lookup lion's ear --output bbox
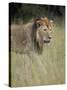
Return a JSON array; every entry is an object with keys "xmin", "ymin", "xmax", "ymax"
[
  {"xmin": 36, "ymin": 20, "xmax": 41, "ymax": 24},
  {"xmin": 36, "ymin": 20, "xmax": 42, "ymax": 27}
]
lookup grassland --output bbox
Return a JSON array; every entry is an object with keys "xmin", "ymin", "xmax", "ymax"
[{"xmin": 10, "ymin": 21, "xmax": 65, "ymax": 87}]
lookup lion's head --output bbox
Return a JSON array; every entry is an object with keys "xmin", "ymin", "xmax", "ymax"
[{"xmin": 33, "ymin": 17, "xmax": 54, "ymax": 53}]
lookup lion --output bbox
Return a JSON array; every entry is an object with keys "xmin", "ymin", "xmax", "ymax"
[{"xmin": 11, "ymin": 17, "xmax": 53, "ymax": 54}]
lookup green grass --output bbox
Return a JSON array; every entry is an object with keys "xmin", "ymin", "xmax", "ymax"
[{"xmin": 10, "ymin": 22, "xmax": 65, "ymax": 87}]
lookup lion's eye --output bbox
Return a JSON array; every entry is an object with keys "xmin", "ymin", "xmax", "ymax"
[
  {"xmin": 38, "ymin": 24, "xmax": 41, "ymax": 27},
  {"xmin": 44, "ymin": 29, "xmax": 46, "ymax": 31}
]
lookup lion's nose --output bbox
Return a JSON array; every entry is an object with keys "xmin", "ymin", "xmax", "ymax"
[{"xmin": 48, "ymin": 36, "xmax": 51, "ymax": 39}]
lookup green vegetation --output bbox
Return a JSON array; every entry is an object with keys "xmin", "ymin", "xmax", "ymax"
[{"xmin": 9, "ymin": 3, "xmax": 65, "ymax": 23}]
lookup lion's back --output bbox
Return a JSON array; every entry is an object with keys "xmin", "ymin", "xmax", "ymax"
[{"xmin": 11, "ymin": 23, "xmax": 33, "ymax": 53}]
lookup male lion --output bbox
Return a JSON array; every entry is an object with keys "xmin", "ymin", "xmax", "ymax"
[
  {"xmin": 11, "ymin": 17, "xmax": 53, "ymax": 54},
  {"xmin": 34, "ymin": 17, "xmax": 53, "ymax": 53}
]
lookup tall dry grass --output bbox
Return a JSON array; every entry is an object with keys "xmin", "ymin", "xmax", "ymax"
[{"xmin": 10, "ymin": 21, "xmax": 65, "ymax": 87}]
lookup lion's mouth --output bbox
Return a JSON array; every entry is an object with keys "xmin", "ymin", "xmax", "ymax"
[
  {"xmin": 43, "ymin": 36, "xmax": 51, "ymax": 43},
  {"xmin": 44, "ymin": 40, "xmax": 50, "ymax": 43}
]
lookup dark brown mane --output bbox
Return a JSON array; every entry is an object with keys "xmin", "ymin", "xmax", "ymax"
[{"xmin": 31, "ymin": 18, "xmax": 43, "ymax": 53}]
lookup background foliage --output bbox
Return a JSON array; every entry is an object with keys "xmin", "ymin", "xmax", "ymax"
[{"xmin": 9, "ymin": 3, "xmax": 65, "ymax": 23}]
